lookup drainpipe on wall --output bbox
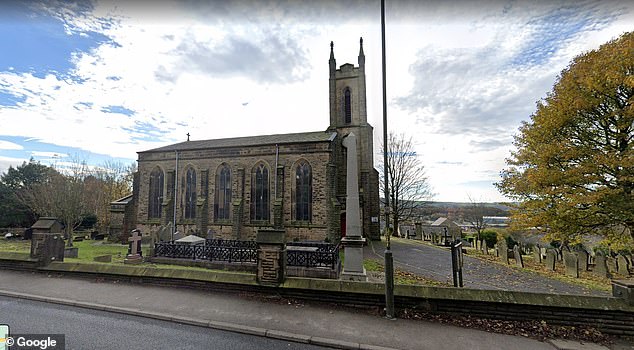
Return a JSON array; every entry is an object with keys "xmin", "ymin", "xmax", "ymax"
[
  {"xmin": 173, "ymin": 150, "xmax": 179, "ymax": 240},
  {"xmin": 274, "ymin": 144, "xmax": 279, "ymax": 198}
]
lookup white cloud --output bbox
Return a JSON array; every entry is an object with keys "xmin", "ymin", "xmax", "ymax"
[
  {"xmin": 0, "ymin": 140, "xmax": 23, "ymax": 150},
  {"xmin": 0, "ymin": 0, "xmax": 632, "ymax": 202}
]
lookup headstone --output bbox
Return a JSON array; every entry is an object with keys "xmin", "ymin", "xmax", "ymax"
[
  {"xmin": 93, "ymin": 254, "xmax": 112, "ymax": 263},
  {"xmin": 593, "ymin": 252, "xmax": 610, "ymax": 278},
  {"xmin": 481, "ymin": 240, "xmax": 488, "ymax": 255},
  {"xmin": 617, "ymin": 255, "xmax": 630, "ymax": 276},
  {"xmin": 498, "ymin": 239, "xmax": 509, "ymax": 264},
  {"xmin": 533, "ymin": 245, "xmax": 542, "ymax": 263},
  {"xmin": 124, "ymin": 229, "xmax": 143, "ymax": 264},
  {"xmin": 157, "ymin": 224, "xmax": 173, "ymax": 242},
  {"xmin": 563, "ymin": 251, "xmax": 579, "ymax": 278},
  {"xmin": 172, "ymin": 231, "xmax": 184, "ymax": 241},
  {"xmin": 30, "ymin": 232, "xmax": 65, "ymax": 265},
  {"xmin": 577, "ymin": 250, "xmax": 589, "ymax": 271},
  {"xmin": 414, "ymin": 222, "xmax": 422, "ymax": 240},
  {"xmin": 513, "ymin": 244, "xmax": 524, "ymax": 268},
  {"xmin": 64, "ymin": 247, "xmax": 78, "ymax": 258},
  {"xmin": 607, "ymin": 256, "xmax": 617, "ymax": 275},
  {"xmin": 206, "ymin": 228, "xmax": 216, "ymax": 239},
  {"xmin": 545, "ymin": 249, "xmax": 556, "ymax": 271}
]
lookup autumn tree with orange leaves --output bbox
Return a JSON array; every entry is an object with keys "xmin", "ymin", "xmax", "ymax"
[{"xmin": 497, "ymin": 31, "xmax": 634, "ymax": 244}]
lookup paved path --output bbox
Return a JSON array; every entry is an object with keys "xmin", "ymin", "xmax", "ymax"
[{"xmin": 365, "ymin": 238, "xmax": 608, "ymax": 296}]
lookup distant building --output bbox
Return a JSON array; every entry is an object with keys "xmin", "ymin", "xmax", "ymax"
[{"xmin": 483, "ymin": 216, "xmax": 510, "ymax": 227}]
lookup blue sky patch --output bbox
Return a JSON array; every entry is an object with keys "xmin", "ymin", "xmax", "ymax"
[
  {"xmin": 0, "ymin": 135, "xmax": 135, "ymax": 167},
  {"xmin": 101, "ymin": 105, "xmax": 135, "ymax": 116},
  {"xmin": 0, "ymin": 1, "xmax": 112, "ymax": 78},
  {"xmin": 0, "ymin": 91, "xmax": 26, "ymax": 107},
  {"xmin": 122, "ymin": 121, "xmax": 168, "ymax": 142}
]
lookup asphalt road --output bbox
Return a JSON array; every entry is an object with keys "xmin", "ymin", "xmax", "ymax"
[
  {"xmin": 365, "ymin": 238, "xmax": 608, "ymax": 296},
  {"xmin": 0, "ymin": 295, "xmax": 328, "ymax": 350}
]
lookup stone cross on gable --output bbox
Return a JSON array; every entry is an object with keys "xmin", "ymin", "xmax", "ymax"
[{"xmin": 128, "ymin": 229, "xmax": 142, "ymax": 256}]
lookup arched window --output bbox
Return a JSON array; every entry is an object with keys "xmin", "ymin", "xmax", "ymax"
[
  {"xmin": 215, "ymin": 164, "xmax": 232, "ymax": 221},
  {"xmin": 295, "ymin": 161, "xmax": 312, "ymax": 221},
  {"xmin": 251, "ymin": 163, "xmax": 269, "ymax": 221},
  {"xmin": 148, "ymin": 167, "xmax": 164, "ymax": 219},
  {"xmin": 184, "ymin": 167, "xmax": 196, "ymax": 219},
  {"xmin": 344, "ymin": 87, "xmax": 352, "ymax": 124}
]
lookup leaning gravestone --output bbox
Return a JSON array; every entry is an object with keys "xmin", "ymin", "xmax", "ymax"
[
  {"xmin": 593, "ymin": 252, "xmax": 610, "ymax": 278},
  {"xmin": 545, "ymin": 249, "xmax": 556, "ymax": 271},
  {"xmin": 533, "ymin": 245, "xmax": 542, "ymax": 263},
  {"xmin": 513, "ymin": 244, "xmax": 524, "ymax": 268},
  {"xmin": 607, "ymin": 256, "xmax": 618, "ymax": 275},
  {"xmin": 563, "ymin": 251, "xmax": 579, "ymax": 278},
  {"xmin": 577, "ymin": 250, "xmax": 589, "ymax": 271},
  {"xmin": 617, "ymin": 255, "xmax": 630, "ymax": 276},
  {"xmin": 481, "ymin": 240, "xmax": 488, "ymax": 255},
  {"xmin": 498, "ymin": 240, "xmax": 509, "ymax": 264}
]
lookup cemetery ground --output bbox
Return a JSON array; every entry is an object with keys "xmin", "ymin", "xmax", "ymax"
[{"xmin": 365, "ymin": 237, "xmax": 611, "ymax": 296}]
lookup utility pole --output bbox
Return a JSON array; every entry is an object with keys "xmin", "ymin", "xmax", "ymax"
[{"xmin": 381, "ymin": 0, "xmax": 395, "ymax": 320}]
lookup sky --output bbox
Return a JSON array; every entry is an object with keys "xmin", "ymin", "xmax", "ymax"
[{"xmin": 0, "ymin": 0, "xmax": 632, "ymax": 202}]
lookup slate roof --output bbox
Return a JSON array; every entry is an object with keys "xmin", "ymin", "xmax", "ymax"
[
  {"xmin": 140, "ymin": 130, "xmax": 337, "ymax": 153},
  {"xmin": 431, "ymin": 217, "xmax": 459, "ymax": 227},
  {"xmin": 31, "ymin": 217, "xmax": 61, "ymax": 229},
  {"xmin": 110, "ymin": 194, "xmax": 133, "ymax": 205}
]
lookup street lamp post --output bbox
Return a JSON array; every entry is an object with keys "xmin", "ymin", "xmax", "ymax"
[{"xmin": 381, "ymin": 0, "xmax": 395, "ymax": 320}]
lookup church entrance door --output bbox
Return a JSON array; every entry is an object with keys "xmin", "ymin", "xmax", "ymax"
[{"xmin": 340, "ymin": 212, "xmax": 346, "ymax": 237}]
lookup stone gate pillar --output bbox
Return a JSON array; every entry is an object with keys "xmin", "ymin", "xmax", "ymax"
[{"xmin": 256, "ymin": 229, "xmax": 286, "ymax": 286}]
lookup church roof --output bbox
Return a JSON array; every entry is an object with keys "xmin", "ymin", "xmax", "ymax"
[{"xmin": 140, "ymin": 130, "xmax": 337, "ymax": 153}]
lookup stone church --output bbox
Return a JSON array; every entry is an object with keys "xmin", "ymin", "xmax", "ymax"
[{"xmin": 111, "ymin": 38, "xmax": 380, "ymax": 243}]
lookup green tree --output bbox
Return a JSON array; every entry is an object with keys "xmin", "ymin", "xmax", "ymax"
[
  {"xmin": 0, "ymin": 159, "xmax": 53, "ymax": 227},
  {"xmin": 497, "ymin": 32, "xmax": 634, "ymax": 243}
]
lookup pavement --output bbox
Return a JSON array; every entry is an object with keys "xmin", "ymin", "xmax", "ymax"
[{"xmin": 0, "ymin": 269, "xmax": 631, "ymax": 350}]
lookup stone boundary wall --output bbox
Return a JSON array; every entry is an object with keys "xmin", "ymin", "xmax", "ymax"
[{"xmin": 0, "ymin": 253, "xmax": 632, "ymax": 336}]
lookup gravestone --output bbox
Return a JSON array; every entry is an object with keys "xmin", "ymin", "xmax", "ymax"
[
  {"xmin": 64, "ymin": 247, "xmax": 78, "ymax": 258},
  {"xmin": 206, "ymin": 229, "xmax": 215, "ymax": 239},
  {"xmin": 30, "ymin": 232, "xmax": 65, "ymax": 265},
  {"xmin": 577, "ymin": 250, "xmax": 589, "ymax": 271},
  {"xmin": 156, "ymin": 224, "xmax": 173, "ymax": 242},
  {"xmin": 617, "ymin": 255, "xmax": 630, "ymax": 276},
  {"xmin": 593, "ymin": 252, "xmax": 610, "ymax": 278},
  {"xmin": 414, "ymin": 222, "xmax": 422, "ymax": 240},
  {"xmin": 533, "ymin": 245, "xmax": 542, "ymax": 263},
  {"xmin": 563, "ymin": 251, "xmax": 579, "ymax": 278},
  {"xmin": 93, "ymin": 254, "xmax": 112, "ymax": 263},
  {"xmin": 172, "ymin": 231, "xmax": 184, "ymax": 241},
  {"xmin": 481, "ymin": 240, "xmax": 488, "ymax": 255},
  {"xmin": 513, "ymin": 244, "xmax": 524, "ymax": 268},
  {"xmin": 607, "ymin": 256, "xmax": 618, "ymax": 275},
  {"xmin": 545, "ymin": 249, "xmax": 556, "ymax": 271},
  {"xmin": 124, "ymin": 229, "xmax": 143, "ymax": 264},
  {"xmin": 498, "ymin": 239, "xmax": 509, "ymax": 264}
]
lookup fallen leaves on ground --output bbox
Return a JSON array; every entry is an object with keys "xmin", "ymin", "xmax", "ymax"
[{"xmin": 398, "ymin": 308, "xmax": 614, "ymax": 345}]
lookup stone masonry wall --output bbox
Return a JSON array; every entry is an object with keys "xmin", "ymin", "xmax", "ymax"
[{"xmin": 136, "ymin": 142, "xmax": 332, "ymax": 241}]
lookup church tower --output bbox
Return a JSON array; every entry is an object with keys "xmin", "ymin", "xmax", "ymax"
[{"xmin": 328, "ymin": 38, "xmax": 380, "ymax": 240}]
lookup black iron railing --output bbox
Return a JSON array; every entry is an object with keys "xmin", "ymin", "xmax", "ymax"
[
  {"xmin": 154, "ymin": 239, "xmax": 257, "ymax": 263},
  {"xmin": 154, "ymin": 239, "xmax": 339, "ymax": 269},
  {"xmin": 286, "ymin": 242, "xmax": 340, "ymax": 269}
]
